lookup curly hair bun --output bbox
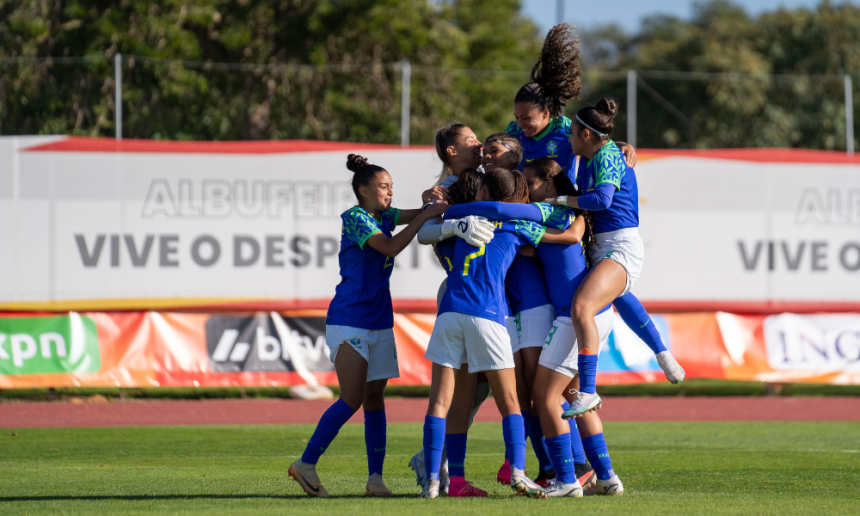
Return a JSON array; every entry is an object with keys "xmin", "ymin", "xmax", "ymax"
[
  {"xmin": 595, "ymin": 98, "xmax": 619, "ymax": 120},
  {"xmin": 346, "ymin": 154, "xmax": 369, "ymax": 173}
]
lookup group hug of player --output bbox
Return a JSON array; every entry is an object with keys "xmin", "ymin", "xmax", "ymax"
[{"xmin": 288, "ymin": 24, "xmax": 685, "ymax": 500}]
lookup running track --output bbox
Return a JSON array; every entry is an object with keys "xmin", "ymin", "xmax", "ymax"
[{"xmin": 1, "ymin": 397, "xmax": 859, "ymax": 428}]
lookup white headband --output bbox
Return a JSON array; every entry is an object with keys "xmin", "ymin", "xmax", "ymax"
[{"xmin": 575, "ymin": 114, "xmax": 608, "ymax": 138}]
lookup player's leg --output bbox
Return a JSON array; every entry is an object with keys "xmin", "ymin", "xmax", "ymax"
[
  {"xmin": 290, "ymin": 340, "xmax": 368, "ymax": 498},
  {"xmin": 495, "ymin": 314, "xmax": 521, "ymax": 484},
  {"xmin": 568, "ymin": 260, "xmax": 626, "ymax": 417},
  {"xmin": 520, "ymin": 346, "xmax": 555, "ymax": 484},
  {"xmin": 562, "ymin": 377, "xmax": 597, "ymax": 489},
  {"xmin": 613, "ymin": 292, "xmax": 684, "ymax": 383},
  {"xmin": 445, "ymin": 365, "xmax": 486, "ymax": 497},
  {"xmin": 532, "ymin": 366, "xmax": 584, "ymax": 497},
  {"xmin": 422, "ymin": 362, "xmax": 458, "ymax": 498},
  {"xmin": 362, "ymin": 378, "xmax": 391, "ymax": 497},
  {"xmin": 482, "ymin": 367, "xmax": 545, "ymax": 499}
]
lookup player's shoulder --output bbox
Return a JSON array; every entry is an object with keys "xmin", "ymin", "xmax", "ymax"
[
  {"xmin": 505, "ymin": 121, "xmax": 523, "ymax": 137},
  {"xmin": 549, "ymin": 116, "xmax": 573, "ymax": 136},
  {"xmin": 594, "ymin": 140, "xmax": 625, "ymax": 164}
]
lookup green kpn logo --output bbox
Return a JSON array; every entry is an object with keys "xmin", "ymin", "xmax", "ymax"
[{"xmin": 0, "ymin": 314, "xmax": 100, "ymax": 375}]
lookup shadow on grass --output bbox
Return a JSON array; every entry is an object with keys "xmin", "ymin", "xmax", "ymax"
[{"xmin": 0, "ymin": 494, "xmax": 418, "ymax": 501}]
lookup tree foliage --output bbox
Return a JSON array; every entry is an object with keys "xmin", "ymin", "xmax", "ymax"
[
  {"xmin": 0, "ymin": 0, "xmax": 539, "ymax": 143},
  {"xmin": 579, "ymin": 0, "xmax": 860, "ymax": 150}
]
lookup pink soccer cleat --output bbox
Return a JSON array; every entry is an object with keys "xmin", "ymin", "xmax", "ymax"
[
  {"xmin": 448, "ymin": 477, "xmax": 487, "ymax": 497},
  {"xmin": 496, "ymin": 459, "xmax": 511, "ymax": 485}
]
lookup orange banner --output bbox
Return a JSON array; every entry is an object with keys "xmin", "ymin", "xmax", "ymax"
[{"xmin": 1, "ymin": 311, "xmax": 858, "ymax": 389}]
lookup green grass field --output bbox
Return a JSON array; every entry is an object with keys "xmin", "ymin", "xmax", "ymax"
[{"xmin": 1, "ymin": 422, "xmax": 858, "ymax": 515}]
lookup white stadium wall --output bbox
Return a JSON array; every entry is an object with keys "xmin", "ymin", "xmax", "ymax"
[{"xmin": 1, "ymin": 136, "xmax": 859, "ymax": 313}]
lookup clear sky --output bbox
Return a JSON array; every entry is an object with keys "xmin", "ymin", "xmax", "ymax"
[{"xmin": 521, "ymin": 0, "xmax": 844, "ymax": 33}]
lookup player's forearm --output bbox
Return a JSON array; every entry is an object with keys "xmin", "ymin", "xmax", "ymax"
[
  {"xmin": 417, "ymin": 217, "xmax": 445, "ymax": 245},
  {"xmin": 443, "ymin": 201, "xmax": 542, "ymax": 222}
]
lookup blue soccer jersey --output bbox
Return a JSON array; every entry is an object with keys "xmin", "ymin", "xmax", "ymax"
[
  {"xmin": 439, "ymin": 217, "xmax": 545, "ymax": 326},
  {"xmin": 505, "ymin": 117, "xmax": 576, "ymax": 178},
  {"xmin": 577, "ymin": 140, "xmax": 639, "ymax": 234},
  {"xmin": 505, "ymin": 255, "xmax": 550, "ymax": 314},
  {"xmin": 326, "ymin": 206, "xmax": 401, "ymax": 330}
]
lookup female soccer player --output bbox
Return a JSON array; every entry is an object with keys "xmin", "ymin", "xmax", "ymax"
[
  {"xmin": 506, "ymin": 23, "xmax": 683, "ymax": 386},
  {"xmin": 523, "ymin": 158, "xmax": 623, "ymax": 497},
  {"xmin": 289, "ymin": 154, "xmax": 446, "ymax": 498},
  {"xmin": 552, "ymin": 98, "xmax": 644, "ymax": 419},
  {"xmin": 422, "ymin": 169, "xmax": 548, "ymax": 499}
]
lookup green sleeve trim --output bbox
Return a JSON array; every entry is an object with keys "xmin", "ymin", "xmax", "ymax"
[{"xmin": 357, "ymin": 229, "xmax": 382, "ymax": 249}]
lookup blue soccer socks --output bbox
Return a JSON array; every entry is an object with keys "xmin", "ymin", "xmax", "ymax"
[
  {"xmin": 545, "ymin": 433, "xmax": 576, "ymax": 483},
  {"xmin": 301, "ymin": 399, "xmax": 356, "ymax": 465},
  {"xmin": 423, "ymin": 415, "xmax": 446, "ymax": 481},
  {"xmin": 562, "ymin": 402, "xmax": 588, "ymax": 464},
  {"xmin": 502, "ymin": 414, "xmax": 527, "ymax": 472},
  {"xmin": 446, "ymin": 433, "xmax": 468, "ymax": 478},
  {"xmin": 364, "ymin": 409, "xmax": 386, "ymax": 477},
  {"xmin": 582, "ymin": 433, "xmax": 615, "ymax": 481},
  {"xmin": 578, "ymin": 354, "xmax": 599, "ymax": 394},
  {"xmin": 614, "ymin": 292, "xmax": 667, "ymax": 354},
  {"xmin": 528, "ymin": 415, "xmax": 553, "ymax": 471}
]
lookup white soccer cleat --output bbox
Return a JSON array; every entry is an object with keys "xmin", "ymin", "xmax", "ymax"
[
  {"xmin": 584, "ymin": 475, "xmax": 624, "ymax": 496},
  {"xmin": 409, "ymin": 450, "xmax": 427, "ymax": 488},
  {"xmin": 656, "ymin": 351, "xmax": 685, "ymax": 384},
  {"xmin": 365, "ymin": 473, "xmax": 393, "ymax": 497},
  {"xmin": 420, "ymin": 479, "xmax": 441, "ymax": 499},
  {"xmin": 545, "ymin": 479, "xmax": 583, "ymax": 498},
  {"xmin": 562, "ymin": 390, "xmax": 602, "ymax": 419},
  {"xmin": 288, "ymin": 460, "xmax": 330, "ymax": 498},
  {"xmin": 510, "ymin": 467, "xmax": 548, "ymax": 499}
]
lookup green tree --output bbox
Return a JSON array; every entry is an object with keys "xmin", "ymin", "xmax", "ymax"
[
  {"xmin": 0, "ymin": 0, "xmax": 540, "ymax": 143},
  {"xmin": 579, "ymin": 0, "xmax": 860, "ymax": 150}
]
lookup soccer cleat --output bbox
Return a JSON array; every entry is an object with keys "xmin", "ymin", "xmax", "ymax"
[
  {"xmin": 496, "ymin": 459, "xmax": 511, "ymax": 485},
  {"xmin": 535, "ymin": 467, "xmax": 557, "ymax": 488},
  {"xmin": 575, "ymin": 463, "xmax": 597, "ymax": 490},
  {"xmin": 584, "ymin": 475, "xmax": 624, "ymax": 496},
  {"xmin": 440, "ymin": 458, "xmax": 450, "ymax": 494},
  {"xmin": 365, "ymin": 473, "xmax": 393, "ymax": 497},
  {"xmin": 510, "ymin": 467, "xmax": 548, "ymax": 499},
  {"xmin": 288, "ymin": 460, "xmax": 330, "ymax": 498},
  {"xmin": 420, "ymin": 479, "xmax": 440, "ymax": 499},
  {"xmin": 656, "ymin": 351, "xmax": 685, "ymax": 384},
  {"xmin": 545, "ymin": 479, "xmax": 584, "ymax": 498},
  {"xmin": 409, "ymin": 450, "xmax": 427, "ymax": 488},
  {"xmin": 447, "ymin": 477, "xmax": 487, "ymax": 497},
  {"xmin": 562, "ymin": 390, "xmax": 602, "ymax": 419}
]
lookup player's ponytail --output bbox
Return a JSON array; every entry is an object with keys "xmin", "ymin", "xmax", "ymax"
[
  {"xmin": 523, "ymin": 157, "xmax": 575, "ymax": 196},
  {"xmin": 434, "ymin": 122, "xmax": 468, "ymax": 184},
  {"xmin": 574, "ymin": 97, "xmax": 619, "ymax": 140},
  {"xmin": 483, "ymin": 168, "xmax": 529, "ymax": 204},
  {"xmin": 346, "ymin": 154, "xmax": 386, "ymax": 198},
  {"xmin": 514, "ymin": 23, "xmax": 582, "ymax": 118}
]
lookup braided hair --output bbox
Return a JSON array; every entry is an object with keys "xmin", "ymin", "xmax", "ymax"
[
  {"xmin": 346, "ymin": 154, "xmax": 386, "ymax": 199},
  {"xmin": 515, "ymin": 23, "xmax": 582, "ymax": 118}
]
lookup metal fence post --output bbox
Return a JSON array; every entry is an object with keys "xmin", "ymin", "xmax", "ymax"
[
  {"xmin": 846, "ymin": 74, "xmax": 854, "ymax": 155},
  {"xmin": 627, "ymin": 69, "xmax": 637, "ymax": 148},
  {"xmin": 400, "ymin": 60, "xmax": 411, "ymax": 148},
  {"xmin": 115, "ymin": 53, "xmax": 122, "ymax": 141}
]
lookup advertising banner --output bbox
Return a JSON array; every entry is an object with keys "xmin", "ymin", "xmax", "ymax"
[
  {"xmin": 2, "ymin": 310, "xmax": 858, "ymax": 389},
  {"xmin": 1, "ymin": 137, "xmax": 859, "ymax": 313}
]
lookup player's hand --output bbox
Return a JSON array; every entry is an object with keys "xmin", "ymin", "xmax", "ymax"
[
  {"xmin": 619, "ymin": 142, "xmax": 637, "ymax": 168},
  {"xmin": 422, "ymin": 185, "xmax": 449, "ymax": 204},
  {"xmin": 442, "ymin": 216, "xmax": 494, "ymax": 247},
  {"xmin": 422, "ymin": 201, "xmax": 448, "ymax": 219}
]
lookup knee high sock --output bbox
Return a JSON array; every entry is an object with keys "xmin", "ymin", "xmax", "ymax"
[
  {"xmin": 501, "ymin": 414, "xmax": 526, "ymax": 472},
  {"xmin": 528, "ymin": 416, "xmax": 553, "ymax": 471},
  {"xmin": 544, "ymin": 433, "xmax": 576, "ymax": 484},
  {"xmin": 614, "ymin": 292, "xmax": 667, "ymax": 354},
  {"xmin": 582, "ymin": 433, "xmax": 615, "ymax": 481},
  {"xmin": 578, "ymin": 354, "xmax": 599, "ymax": 394},
  {"xmin": 423, "ymin": 415, "xmax": 446, "ymax": 482},
  {"xmin": 364, "ymin": 409, "xmax": 386, "ymax": 477},
  {"xmin": 562, "ymin": 401, "xmax": 588, "ymax": 464},
  {"xmin": 445, "ymin": 433, "xmax": 467, "ymax": 478},
  {"xmin": 301, "ymin": 399, "xmax": 356, "ymax": 465}
]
